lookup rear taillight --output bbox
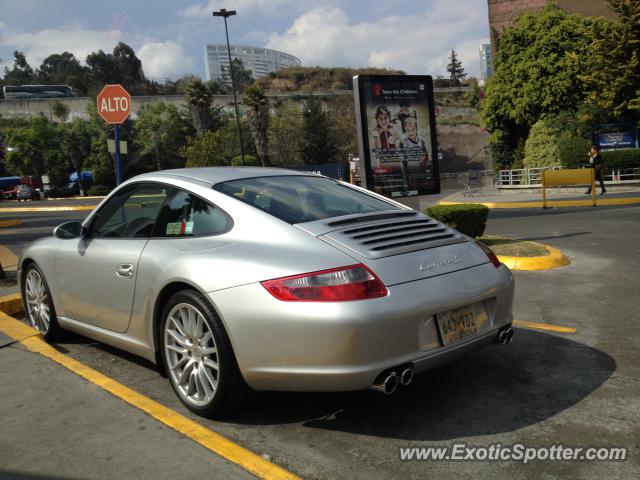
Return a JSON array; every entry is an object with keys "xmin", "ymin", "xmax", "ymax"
[
  {"xmin": 476, "ymin": 240, "xmax": 501, "ymax": 268},
  {"xmin": 261, "ymin": 264, "xmax": 388, "ymax": 302}
]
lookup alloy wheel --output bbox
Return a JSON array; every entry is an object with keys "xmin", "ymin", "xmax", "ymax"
[
  {"xmin": 24, "ymin": 268, "xmax": 51, "ymax": 333},
  {"xmin": 164, "ymin": 303, "xmax": 219, "ymax": 407}
]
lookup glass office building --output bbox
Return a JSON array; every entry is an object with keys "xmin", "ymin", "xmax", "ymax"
[{"xmin": 204, "ymin": 45, "xmax": 301, "ymax": 84}]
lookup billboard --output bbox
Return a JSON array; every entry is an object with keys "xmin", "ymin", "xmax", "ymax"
[
  {"xmin": 353, "ymin": 75, "xmax": 439, "ymax": 197},
  {"xmin": 595, "ymin": 131, "xmax": 637, "ymax": 150}
]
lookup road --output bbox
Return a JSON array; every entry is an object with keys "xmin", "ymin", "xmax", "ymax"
[{"xmin": 1, "ymin": 199, "xmax": 639, "ymax": 479}]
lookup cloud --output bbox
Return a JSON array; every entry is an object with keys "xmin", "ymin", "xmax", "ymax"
[
  {"xmin": 138, "ymin": 41, "xmax": 197, "ymax": 80},
  {"xmin": 180, "ymin": 0, "xmax": 302, "ymax": 18},
  {"xmin": 0, "ymin": 21, "xmax": 121, "ymax": 67},
  {"xmin": 265, "ymin": 3, "xmax": 488, "ymax": 77}
]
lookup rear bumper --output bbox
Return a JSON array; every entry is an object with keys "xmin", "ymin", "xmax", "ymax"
[{"xmin": 208, "ymin": 263, "xmax": 514, "ymax": 391}]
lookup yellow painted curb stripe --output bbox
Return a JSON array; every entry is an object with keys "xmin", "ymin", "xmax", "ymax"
[
  {"xmin": 0, "ymin": 293, "xmax": 22, "ymax": 316},
  {"xmin": 497, "ymin": 244, "xmax": 570, "ymax": 271},
  {"xmin": 0, "ymin": 307, "xmax": 300, "ymax": 480},
  {"xmin": 0, "ymin": 219, "xmax": 23, "ymax": 228},
  {"xmin": 513, "ymin": 320, "xmax": 577, "ymax": 333},
  {"xmin": 0, "ymin": 205, "xmax": 96, "ymax": 213},
  {"xmin": 439, "ymin": 196, "xmax": 640, "ymax": 209}
]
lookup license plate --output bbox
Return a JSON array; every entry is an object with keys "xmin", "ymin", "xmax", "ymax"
[{"xmin": 437, "ymin": 304, "xmax": 479, "ymax": 346}]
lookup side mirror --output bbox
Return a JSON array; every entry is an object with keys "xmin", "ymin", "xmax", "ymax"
[{"xmin": 53, "ymin": 221, "xmax": 83, "ymax": 239}]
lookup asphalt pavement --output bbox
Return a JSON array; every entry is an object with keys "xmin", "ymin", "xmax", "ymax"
[{"xmin": 1, "ymin": 192, "xmax": 639, "ymax": 479}]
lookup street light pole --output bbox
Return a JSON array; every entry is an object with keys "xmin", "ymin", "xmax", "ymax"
[{"xmin": 213, "ymin": 8, "xmax": 245, "ymax": 166}]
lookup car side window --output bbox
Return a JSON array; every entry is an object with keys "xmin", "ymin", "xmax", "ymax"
[
  {"xmin": 154, "ymin": 188, "xmax": 231, "ymax": 238},
  {"xmin": 92, "ymin": 183, "xmax": 168, "ymax": 239}
]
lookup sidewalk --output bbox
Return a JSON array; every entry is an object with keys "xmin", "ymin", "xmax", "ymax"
[
  {"xmin": 434, "ymin": 185, "xmax": 640, "ymax": 209},
  {"xmin": 0, "ymin": 328, "xmax": 256, "ymax": 480}
]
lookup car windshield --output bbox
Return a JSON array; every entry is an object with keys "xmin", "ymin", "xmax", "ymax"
[{"xmin": 213, "ymin": 175, "xmax": 401, "ymax": 224}]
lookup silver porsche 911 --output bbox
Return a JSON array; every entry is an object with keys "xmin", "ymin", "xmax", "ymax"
[{"xmin": 19, "ymin": 167, "xmax": 514, "ymax": 417}]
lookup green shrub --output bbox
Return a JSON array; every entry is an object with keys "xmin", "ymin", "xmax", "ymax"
[
  {"xmin": 425, "ymin": 204, "xmax": 489, "ymax": 238},
  {"xmin": 46, "ymin": 186, "xmax": 75, "ymax": 198},
  {"xmin": 523, "ymin": 120, "xmax": 560, "ymax": 168},
  {"xmin": 87, "ymin": 185, "xmax": 112, "ymax": 196},
  {"xmin": 557, "ymin": 132, "xmax": 591, "ymax": 168},
  {"xmin": 601, "ymin": 149, "xmax": 640, "ymax": 170}
]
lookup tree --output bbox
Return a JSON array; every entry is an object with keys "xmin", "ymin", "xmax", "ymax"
[
  {"xmin": 183, "ymin": 124, "xmax": 238, "ymax": 168},
  {"xmin": 480, "ymin": 3, "xmax": 596, "ymax": 166},
  {"xmin": 60, "ymin": 119, "xmax": 95, "ymax": 196},
  {"xmin": 581, "ymin": 0, "xmax": 640, "ymax": 121},
  {"xmin": 5, "ymin": 115, "xmax": 62, "ymax": 182},
  {"xmin": 268, "ymin": 102, "xmax": 304, "ymax": 166},
  {"xmin": 300, "ymin": 97, "xmax": 339, "ymax": 165},
  {"xmin": 221, "ymin": 58, "xmax": 254, "ymax": 93},
  {"xmin": 37, "ymin": 52, "xmax": 89, "ymax": 95},
  {"xmin": 446, "ymin": 49, "xmax": 467, "ymax": 86},
  {"xmin": 523, "ymin": 120, "xmax": 560, "ymax": 168},
  {"xmin": 3, "ymin": 51, "xmax": 35, "ymax": 85},
  {"xmin": 242, "ymin": 85, "xmax": 270, "ymax": 166},
  {"xmin": 134, "ymin": 102, "xmax": 190, "ymax": 171},
  {"xmin": 86, "ymin": 42, "xmax": 146, "ymax": 94},
  {"xmin": 50, "ymin": 100, "xmax": 69, "ymax": 122},
  {"xmin": 185, "ymin": 79, "xmax": 214, "ymax": 136}
]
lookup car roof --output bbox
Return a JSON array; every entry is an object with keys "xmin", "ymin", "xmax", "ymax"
[{"xmin": 136, "ymin": 167, "xmax": 311, "ymax": 186}]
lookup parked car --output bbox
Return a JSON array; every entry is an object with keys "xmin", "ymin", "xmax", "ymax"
[
  {"xmin": 16, "ymin": 184, "xmax": 42, "ymax": 201},
  {"xmin": 19, "ymin": 168, "xmax": 515, "ymax": 417}
]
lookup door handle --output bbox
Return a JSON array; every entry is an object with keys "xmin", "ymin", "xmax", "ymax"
[{"xmin": 115, "ymin": 263, "xmax": 134, "ymax": 279}]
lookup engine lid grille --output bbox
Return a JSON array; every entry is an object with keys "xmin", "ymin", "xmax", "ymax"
[{"xmin": 321, "ymin": 214, "xmax": 466, "ymax": 259}]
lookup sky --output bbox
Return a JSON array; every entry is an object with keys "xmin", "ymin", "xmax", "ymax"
[{"xmin": 0, "ymin": 0, "xmax": 490, "ymax": 82}]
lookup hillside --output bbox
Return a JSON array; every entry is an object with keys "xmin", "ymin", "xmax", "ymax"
[{"xmin": 255, "ymin": 66, "xmax": 405, "ymax": 92}]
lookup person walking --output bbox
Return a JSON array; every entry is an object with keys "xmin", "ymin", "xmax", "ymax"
[{"xmin": 586, "ymin": 145, "xmax": 606, "ymax": 195}]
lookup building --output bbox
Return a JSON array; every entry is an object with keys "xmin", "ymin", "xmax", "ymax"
[
  {"xmin": 204, "ymin": 45, "xmax": 301, "ymax": 84},
  {"xmin": 479, "ymin": 44, "xmax": 493, "ymax": 81},
  {"xmin": 488, "ymin": 0, "xmax": 617, "ymax": 49}
]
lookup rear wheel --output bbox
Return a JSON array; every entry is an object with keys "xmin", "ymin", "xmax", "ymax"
[
  {"xmin": 160, "ymin": 290, "xmax": 250, "ymax": 417},
  {"xmin": 22, "ymin": 263, "xmax": 62, "ymax": 341}
]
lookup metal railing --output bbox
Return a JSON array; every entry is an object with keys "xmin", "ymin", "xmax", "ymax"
[{"xmin": 498, "ymin": 166, "xmax": 640, "ymax": 186}]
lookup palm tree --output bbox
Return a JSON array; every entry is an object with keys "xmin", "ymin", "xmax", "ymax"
[
  {"xmin": 242, "ymin": 85, "xmax": 270, "ymax": 166},
  {"xmin": 185, "ymin": 79, "xmax": 213, "ymax": 136}
]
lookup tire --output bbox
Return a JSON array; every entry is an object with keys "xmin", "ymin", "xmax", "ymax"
[
  {"xmin": 21, "ymin": 263, "xmax": 63, "ymax": 341},
  {"xmin": 160, "ymin": 290, "xmax": 250, "ymax": 417}
]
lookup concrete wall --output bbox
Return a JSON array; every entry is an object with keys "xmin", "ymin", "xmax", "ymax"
[
  {"xmin": 437, "ymin": 124, "xmax": 491, "ymax": 173},
  {"xmin": 0, "ymin": 90, "xmax": 489, "ymax": 174}
]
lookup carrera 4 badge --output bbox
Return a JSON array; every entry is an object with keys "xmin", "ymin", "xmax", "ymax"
[{"xmin": 419, "ymin": 254, "xmax": 463, "ymax": 271}]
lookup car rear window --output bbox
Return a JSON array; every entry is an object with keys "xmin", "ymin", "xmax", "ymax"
[{"xmin": 213, "ymin": 175, "xmax": 401, "ymax": 223}]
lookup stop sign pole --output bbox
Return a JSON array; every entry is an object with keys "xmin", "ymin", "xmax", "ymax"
[{"xmin": 97, "ymin": 84, "xmax": 131, "ymax": 185}]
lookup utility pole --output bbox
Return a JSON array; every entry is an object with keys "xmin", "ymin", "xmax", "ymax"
[{"xmin": 213, "ymin": 8, "xmax": 245, "ymax": 165}]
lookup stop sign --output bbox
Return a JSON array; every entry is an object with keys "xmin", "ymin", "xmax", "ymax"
[{"xmin": 97, "ymin": 84, "xmax": 131, "ymax": 124}]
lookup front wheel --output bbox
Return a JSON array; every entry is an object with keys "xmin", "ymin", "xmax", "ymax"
[
  {"xmin": 160, "ymin": 290, "xmax": 250, "ymax": 417},
  {"xmin": 22, "ymin": 263, "xmax": 62, "ymax": 341}
]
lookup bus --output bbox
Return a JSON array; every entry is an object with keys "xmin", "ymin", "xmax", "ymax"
[{"xmin": 2, "ymin": 85, "xmax": 75, "ymax": 100}]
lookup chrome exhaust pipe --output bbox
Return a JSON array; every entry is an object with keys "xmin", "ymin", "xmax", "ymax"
[
  {"xmin": 371, "ymin": 372, "xmax": 399, "ymax": 395},
  {"xmin": 400, "ymin": 367, "xmax": 413, "ymax": 386},
  {"xmin": 497, "ymin": 327, "xmax": 514, "ymax": 345}
]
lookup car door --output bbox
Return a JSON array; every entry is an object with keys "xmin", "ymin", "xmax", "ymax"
[{"xmin": 53, "ymin": 182, "xmax": 169, "ymax": 332}]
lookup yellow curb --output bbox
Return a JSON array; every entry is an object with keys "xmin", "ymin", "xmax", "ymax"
[
  {"xmin": 498, "ymin": 243, "xmax": 570, "ymax": 271},
  {"xmin": 0, "ymin": 205, "xmax": 96, "ymax": 213},
  {"xmin": 0, "ymin": 245, "xmax": 19, "ymax": 272},
  {"xmin": 513, "ymin": 320, "xmax": 576, "ymax": 334},
  {"xmin": 47, "ymin": 196, "xmax": 106, "ymax": 200},
  {"xmin": 0, "ymin": 303, "xmax": 300, "ymax": 480},
  {"xmin": 439, "ymin": 196, "xmax": 640, "ymax": 209},
  {"xmin": 0, "ymin": 219, "xmax": 23, "ymax": 228},
  {"xmin": 0, "ymin": 293, "xmax": 22, "ymax": 316}
]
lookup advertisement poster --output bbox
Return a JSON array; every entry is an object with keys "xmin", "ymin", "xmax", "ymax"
[{"xmin": 353, "ymin": 75, "xmax": 439, "ymax": 197}]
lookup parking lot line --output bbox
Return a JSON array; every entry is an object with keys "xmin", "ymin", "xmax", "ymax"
[
  {"xmin": 0, "ymin": 310, "xmax": 300, "ymax": 480},
  {"xmin": 0, "ymin": 205, "xmax": 96, "ymax": 213},
  {"xmin": 513, "ymin": 319, "xmax": 577, "ymax": 333}
]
